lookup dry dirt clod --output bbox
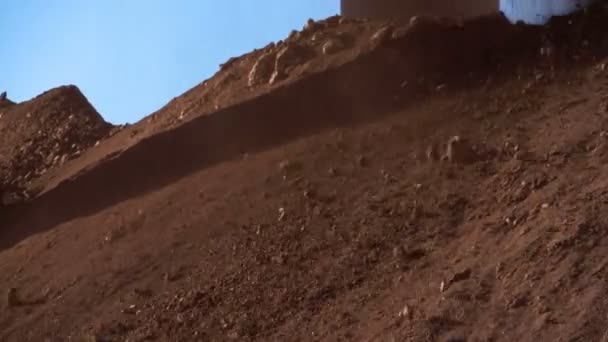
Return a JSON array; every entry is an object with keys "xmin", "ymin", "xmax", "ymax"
[
  {"xmin": 397, "ymin": 304, "xmax": 411, "ymax": 319},
  {"xmin": 104, "ymin": 226, "xmax": 127, "ymax": 244},
  {"xmin": 268, "ymin": 70, "xmax": 286, "ymax": 85},
  {"xmin": 219, "ymin": 56, "xmax": 239, "ymax": 71},
  {"xmin": 276, "ymin": 44, "xmax": 311, "ymax": 71},
  {"xmin": 370, "ymin": 25, "xmax": 394, "ymax": 47},
  {"xmin": 444, "ymin": 136, "xmax": 476, "ymax": 164},
  {"xmin": 287, "ymin": 30, "xmax": 301, "ymax": 42},
  {"xmin": 391, "ymin": 26, "xmax": 411, "ymax": 40},
  {"xmin": 303, "ymin": 18, "xmax": 321, "ymax": 32},
  {"xmin": 278, "ymin": 159, "xmax": 302, "ymax": 174},
  {"xmin": 508, "ymin": 295, "xmax": 529, "ymax": 309},
  {"xmin": 163, "ymin": 269, "xmax": 183, "ymax": 283},
  {"xmin": 443, "ymin": 334, "xmax": 467, "ymax": 342},
  {"xmin": 391, "ymin": 246, "xmax": 406, "ymax": 263},
  {"xmin": 410, "ymin": 200, "xmax": 423, "ymax": 220},
  {"xmin": 1, "ymin": 191, "xmax": 21, "ymax": 206},
  {"xmin": 271, "ymin": 44, "xmax": 313, "ymax": 84},
  {"xmin": 514, "ymin": 150, "xmax": 536, "ymax": 161},
  {"xmin": 356, "ymin": 155, "xmax": 368, "ymax": 167},
  {"xmin": 311, "ymin": 31, "xmax": 325, "ymax": 42},
  {"xmin": 278, "ymin": 207, "xmax": 286, "ymax": 222},
  {"xmin": 6, "ymin": 288, "xmax": 20, "ymax": 308},
  {"xmin": 303, "ymin": 189, "xmax": 314, "ymax": 199},
  {"xmin": 338, "ymin": 16, "xmax": 349, "ymax": 25},
  {"xmin": 322, "ymin": 38, "xmax": 345, "ymax": 55},
  {"xmin": 248, "ymin": 51, "xmax": 277, "ymax": 87},
  {"xmin": 426, "ymin": 143, "xmax": 440, "ymax": 162},
  {"xmin": 122, "ymin": 304, "xmax": 138, "ymax": 315},
  {"xmin": 409, "ymin": 15, "xmax": 442, "ymax": 32},
  {"xmin": 449, "ymin": 268, "xmax": 472, "ymax": 284}
]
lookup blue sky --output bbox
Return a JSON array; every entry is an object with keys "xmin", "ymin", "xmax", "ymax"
[{"xmin": 0, "ymin": 1, "xmax": 339, "ymax": 123}]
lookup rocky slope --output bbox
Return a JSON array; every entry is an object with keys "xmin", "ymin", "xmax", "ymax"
[
  {"xmin": 2, "ymin": 5, "xmax": 608, "ymax": 342},
  {"xmin": 0, "ymin": 86, "xmax": 113, "ymax": 202}
]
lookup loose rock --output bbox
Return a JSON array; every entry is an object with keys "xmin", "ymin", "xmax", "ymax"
[
  {"xmin": 278, "ymin": 159, "xmax": 302, "ymax": 173},
  {"xmin": 6, "ymin": 288, "xmax": 20, "ymax": 308},
  {"xmin": 356, "ymin": 155, "xmax": 368, "ymax": 167},
  {"xmin": 122, "ymin": 304, "xmax": 138, "ymax": 315},
  {"xmin": 370, "ymin": 26, "xmax": 393, "ymax": 47},
  {"xmin": 409, "ymin": 15, "xmax": 442, "ymax": 32},
  {"xmin": 303, "ymin": 18, "xmax": 321, "ymax": 32},
  {"xmin": 1, "ymin": 191, "xmax": 23, "ymax": 206},
  {"xmin": 426, "ymin": 144, "xmax": 440, "ymax": 162},
  {"xmin": 248, "ymin": 51, "xmax": 277, "ymax": 87},
  {"xmin": 398, "ymin": 304, "xmax": 411, "ymax": 319},
  {"xmin": 449, "ymin": 268, "xmax": 472, "ymax": 284},
  {"xmin": 287, "ymin": 30, "xmax": 301, "ymax": 42},
  {"xmin": 219, "ymin": 57, "xmax": 239, "ymax": 71},
  {"xmin": 311, "ymin": 31, "xmax": 326, "ymax": 43},
  {"xmin": 444, "ymin": 136, "xmax": 476, "ymax": 164},
  {"xmin": 269, "ymin": 70, "xmax": 286, "ymax": 85},
  {"xmin": 322, "ymin": 38, "xmax": 345, "ymax": 55},
  {"xmin": 391, "ymin": 26, "xmax": 411, "ymax": 40},
  {"xmin": 274, "ymin": 44, "xmax": 313, "ymax": 82}
]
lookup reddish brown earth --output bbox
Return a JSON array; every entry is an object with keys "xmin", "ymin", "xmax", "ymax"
[
  {"xmin": 2, "ymin": 7, "xmax": 608, "ymax": 342},
  {"xmin": 0, "ymin": 86, "xmax": 113, "ymax": 198}
]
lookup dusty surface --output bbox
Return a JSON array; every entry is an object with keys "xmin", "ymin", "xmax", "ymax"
[
  {"xmin": 0, "ymin": 86, "xmax": 112, "ymax": 198},
  {"xmin": 3, "ymin": 6, "xmax": 608, "ymax": 342}
]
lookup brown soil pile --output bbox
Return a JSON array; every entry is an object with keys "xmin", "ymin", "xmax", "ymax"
[
  {"xmin": 139, "ymin": 14, "xmax": 518, "ymax": 136},
  {"xmin": 25, "ymin": 13, "xmax": 536, "ymax": 195},
  {"xmin": 139, "ymin": 15, "xmax": 385, "ymax": 134},
  {"xmin": 0, "ymin": 97, "xmax": 15, "ymax": 110},
  {"xmin": 3, "ymin": 5, "xmax": 608, "ymax": 342},
  {"xmin": 0, "ymin": 85, "xmax": 112, "ymax": 198}
]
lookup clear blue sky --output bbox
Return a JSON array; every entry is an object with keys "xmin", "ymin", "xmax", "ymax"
[{"xmin": 0, "ymin": 1, "xmax": 339, "ymax": 124}]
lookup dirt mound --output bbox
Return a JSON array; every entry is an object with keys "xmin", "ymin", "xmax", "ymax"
[
  {"xmin": 27, "ymin": 13, "xmax": 538, "ymax": 196},
  {"xmin": 106, "ymin": 12, "xmax": 546, "ymax": 141},
  {"xmin": 137, "ymin": 16, "xmax": 381, "ymax": 134},
  {"xmin": 0, "ymin": 85, "xmax": 112, "ymax": 198},
  {"xmin": 4, "ymin": 5, "xmax": 608, "ymax": 342},
  {"xmin": 0, "ymin": 94, "xmax": 15, "ymax": 110},
  {"xmin": 12, "ymin": 65, "xmax": 608, "ymax": 341},
  {"xmin": 139, "ymin": 14, "xmax": 510, "ymax": 135}
]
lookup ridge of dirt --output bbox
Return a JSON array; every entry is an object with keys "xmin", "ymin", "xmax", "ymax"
[
  {"xmin": 27, "ymin": 13, "xmax": 528, "ymax": 200},
  {"xmin": 137, "ymin": 15, "xmax": 373, "ymax": 134},
  {"xmin": 3, "ymin": 4, "xmax": 608, "ymax": 342},
  {"xmin": 0, "ymin": 85, "xmax": 113, "ymax": 199},
  {"xmin": 5, "ymin": 62, "xmax": 608, "ymax": 341},
  {"xmin": 0, "ymin": 97, "xmax": 15, "ymax": 110},
  {"xmin": 11, "ymin": 13, "xmax": 540, "ymax": 236},
  {"xmin": 18, "ymin": 15, "xmax": 392, "ymax": 199}
]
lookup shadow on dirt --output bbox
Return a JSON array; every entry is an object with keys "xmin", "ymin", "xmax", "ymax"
[{"xmin": 0, "ymin": 13, "xmax": 583, "ymax": 251}]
